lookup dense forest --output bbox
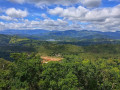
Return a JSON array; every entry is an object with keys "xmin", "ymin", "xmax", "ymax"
[{"xmin": 0, "ymin": 34, "xmax": 120, "ymax": 90}]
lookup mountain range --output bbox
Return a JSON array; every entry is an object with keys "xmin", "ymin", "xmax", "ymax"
[{"xmin": 0, "ymin": 29, "xmax": 120, "ymax": 41}]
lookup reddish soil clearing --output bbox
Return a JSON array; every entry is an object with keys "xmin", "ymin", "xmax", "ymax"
[{"xmin": 41, "ymin": 56, "xmax": 63, "ymax": 63}]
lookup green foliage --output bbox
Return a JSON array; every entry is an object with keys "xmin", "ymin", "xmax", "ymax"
[
  {"xmin": 0, "ymin": 53, "xmax": 42, "ymax": 90},
  {"xmin": 9, "ymin": 36, "xmax": 29, "ymax": 44},
  {"xmin": 0, "ymin": 35, "xmax": 120, "ymax": 90},
  {"xmin": 1, "ymin": 51, "xmax": 120, "ymax": 90}
]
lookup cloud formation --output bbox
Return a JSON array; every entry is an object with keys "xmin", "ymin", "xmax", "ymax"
[
  {"xmin": 9, "ymin": 0, "xmax": 102, "ymax": 8},
  {"xmin": 6, "ymin": 8, "xmax": 28, "ymax": 18},
  {"xmin": 49, "ymin": 5, "xmax": 120, "ymax": 21},
  {"xmin": 9, "ymin": 0, "xmax": 81, "ymax": 6},
  {"xmin": 0, "ymin": 15, "xmax": 12, "ymax": 21},
  {"xmin": 0, "ymin": 19, "xmax": 70, "ymax": 30},
  {"xmin": 48, "ymin": 4, "xmax": 120, "ymax": 31},
  {"xmin": 0, "ymin": 0, "xmax": 120, "ymax": 32},
  {"xmin": 81, "ymin": 0, "xmax": 101, "ymax": 8}
]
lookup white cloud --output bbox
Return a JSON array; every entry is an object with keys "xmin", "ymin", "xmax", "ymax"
[
  {"xmin": 48, "ymin": 4, "xmax": 120, "ymax": 31},
  {"xmin": 41, "ymin": 13, "xmax": 48, "ymax": 18},
  {"xmin": 1, "ymin": 1, "xmax": 120, "ymax": 31},
  {"xmin": 85, "ymin": 5, "xmax": 120, "ymax": 21},
  {"xmin": 6, "ymin": 8, "xmax": 28, "ymax": 18},
  {"xmin": 42, "ymin": 19, "xmax": 68, "ymax": 26},
  {"xmin": 49, "ymin": 6, "xmax": 88, "ymax": 21},
  {"xmin": 9, "ymin": 0, "xmax": 81, "ymax": 6},
  {"xmin": 9, "ymin": 0, "xmax": 102, "ymax": 8},
  {"xmin": 0, "ymin": 16, "xmax": 120, "ymax": 31},
  {"xmin": 0, "ymin": 15, "xmax": 12, "ymax": 21},
  {"xmin": 9, "ymin": 0, "xmax": 25, "ymax": 4},
  {"xmin": 49, "ymin": 7, "xmax": 64, "ymax": 15},
  {"xmin": 49, "ymin": 5, "xmax": 120, "ymax": 22},
  {"xmin": 0, "ymin": 22, "xmax": 8, "ymax": 31},
  {"xmin": 81, "ymin": 0, "xmax": 101, "ymax": 8},
  {"xmin": 0, "ymin": 19, "xmax": 70, "ymax": 31}
]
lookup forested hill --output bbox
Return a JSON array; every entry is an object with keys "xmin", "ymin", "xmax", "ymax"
[
  {"xmin": 0, "ymin": 34, "xmax": 120, "ymax": 61},
  {"xmin": 0, "ymin": 34, "xmax": 11, "ymax": 45},
  {"xmin": 0, "ymin": 34, "xmax": 29, "ymax": 45},
  {"xmin": 0, "ymin": 42, "xmax": 120, "ymax": 89}
]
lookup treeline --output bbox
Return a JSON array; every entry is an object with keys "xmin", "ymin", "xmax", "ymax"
[{"xmin": 0, "ymin": 53, "xmax": 120, "ymax": 90}]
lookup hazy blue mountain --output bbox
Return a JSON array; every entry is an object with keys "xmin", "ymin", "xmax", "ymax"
[
  {"xmin": 0, "ymin": 29, "xmax": 50, "ymax": 35},
  {"xmin": 102, "ymin": 31, "xmax": 120, "ymax": 39},
  {"xmin": 0, "ymin": 30, "xmax": 120, "ymax": 40}
]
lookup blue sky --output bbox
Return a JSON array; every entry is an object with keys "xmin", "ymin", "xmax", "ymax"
[{"xmin": 0, "ymin": 0, "xmax": 120, "ymax": 32}]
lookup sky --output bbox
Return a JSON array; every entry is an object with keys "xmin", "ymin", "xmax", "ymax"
[{"xmin": 0, "ymin": 0, "xmax": 120, "ymax": 32}]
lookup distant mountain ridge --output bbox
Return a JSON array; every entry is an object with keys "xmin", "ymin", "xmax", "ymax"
[
  {"xmin": 0, "ymin": 29, "xmax": 120, "ymax": 40},
  {"xmin": 0, "ymin": 29, "xmax": 50, "ymax": 35}
]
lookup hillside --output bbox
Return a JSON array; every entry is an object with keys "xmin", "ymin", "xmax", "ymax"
[
  {"xmin": 0, "ymin": 34, "xmax": 120, "ymax": 61},
  {"xmin": 0, "ymin": 38, "xmax": 120, "ymax": 90},
  {"xmin": 0, "ymin": 34, "xmax": 11, "ymax": 45}
]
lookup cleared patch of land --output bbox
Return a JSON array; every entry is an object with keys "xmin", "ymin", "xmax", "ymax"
[{"xmin": 41, "ymin": 56, "xmax": 63, "ymax": 63}]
